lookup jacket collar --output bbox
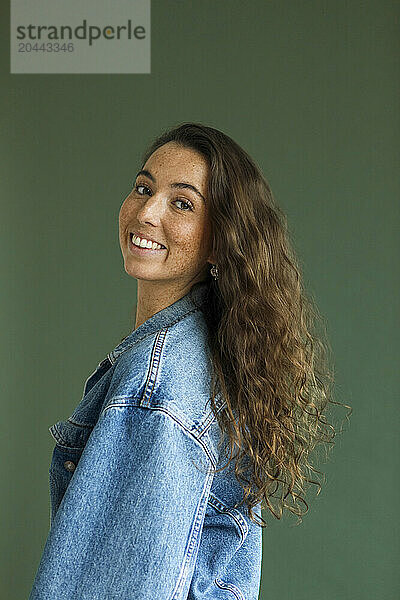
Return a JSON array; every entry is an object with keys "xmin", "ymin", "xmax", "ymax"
[{"xmin": 108, "ymin": 280, "xmax": 211, "ymax": 363}]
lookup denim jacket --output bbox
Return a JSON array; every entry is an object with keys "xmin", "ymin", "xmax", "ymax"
[{"xmin": 28, "ymin": 280, "xmax": 263, "ymax": 600}]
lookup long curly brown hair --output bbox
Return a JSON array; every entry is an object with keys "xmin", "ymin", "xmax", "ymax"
[{"xmin": 135, "ymin": 121, "xmax": 352, "ymax": 528}]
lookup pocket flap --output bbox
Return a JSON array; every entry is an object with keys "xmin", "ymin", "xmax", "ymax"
[{"xmin": 49, "ymin": 419, "xmax": 94, "ymax": 450}]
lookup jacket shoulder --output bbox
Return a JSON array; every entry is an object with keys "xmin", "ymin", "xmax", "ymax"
[{"xmin": 104, "ymin": 308, "xmax": 224, "ymax": 427}]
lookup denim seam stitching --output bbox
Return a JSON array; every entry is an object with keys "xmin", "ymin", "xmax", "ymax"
[
  {"xmin": 53, "ymin": 441, "xmax": 84, "ymax": 451},
  {"xmin": 66, "ymin": 418, "xmax": 94, "ymax": 429},
  {"xmin": 214, "ymin": 578, "xmax": 244, "ymax": 600},
  {"xmin": 107, "ymin": 306, "xmax": 201, "ymax": 364},
  {"xmin": 196, "ymin": 399, "xmax": 228, "ymax": 438},
  {"xmin": 49, "ymin": 424, "xmax": 87, "ymax": 450},
  {"xmin": 140, "ymin": 328, "xmax": 168, "ymax": 407},
  {"xmin": 101, "ymin": 393, "xmax": 226, "ymax": 439},
  {"xmin": 102, "ymin": 402, "xmax": 217, "ymax": 469},
  {"xmin": 207, "ymin": 492, "xmax": 249, "ymax": 543},
  {"xmin": 170, "ymin": 470, "xmax": 214, "ymax": 600}
]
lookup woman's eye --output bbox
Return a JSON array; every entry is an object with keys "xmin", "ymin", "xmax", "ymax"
[
  {"xmin": 133, "ymin": 183, "xmax": 150, "ymax": 195},
  {"xmin": 132, "ymin": 182, "xmax": 193, "ymax": 212},
  {"xmin": 174, "ymin": 199, "xmax": 193, "ymax": 211}
]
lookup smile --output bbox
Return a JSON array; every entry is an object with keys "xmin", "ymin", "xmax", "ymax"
[{"xmin": 129, "ymin": 232, "xmax": 167, "ymax": 255}]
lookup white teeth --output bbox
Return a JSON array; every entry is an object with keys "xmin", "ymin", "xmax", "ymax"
[{"xmin": 132, "ymin": 234, "xmax": 164, "ymax": 250}]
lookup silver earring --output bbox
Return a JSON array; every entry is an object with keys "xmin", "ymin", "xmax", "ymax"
[{"xmin": 210, "ymin": 264, "xmax": 219, "ymax": 280}]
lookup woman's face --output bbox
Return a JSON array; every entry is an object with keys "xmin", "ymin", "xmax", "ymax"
[{"xmin": 119, "ymin": 141, "xmax": 214, "ymax": 288}]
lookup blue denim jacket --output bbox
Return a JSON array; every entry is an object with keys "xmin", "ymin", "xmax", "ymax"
[{"xmin": 29, "ymin": 280, "xmax": 263, "ymax": 600}]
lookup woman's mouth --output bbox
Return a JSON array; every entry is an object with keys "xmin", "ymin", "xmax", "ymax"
[{"xmin": 128, "ymin": 232, "xmax": 167, "ymax": 255}]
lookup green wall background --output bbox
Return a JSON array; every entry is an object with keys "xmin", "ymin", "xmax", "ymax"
[{"xmin": 1, "ymin": 1, "xmax": 398, "ymax": 598}]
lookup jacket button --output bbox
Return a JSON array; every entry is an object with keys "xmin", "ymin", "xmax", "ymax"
[{"xmin": 64, "ymin": 460, "xmax": 76, "ymax": 472}]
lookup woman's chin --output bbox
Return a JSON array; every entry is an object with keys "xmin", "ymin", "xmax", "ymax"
[{"xmin": 124, "ymin": 262, "xmax": 164, "ymax": 281}]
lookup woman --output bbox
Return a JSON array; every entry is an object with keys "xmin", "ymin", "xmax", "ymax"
[{"xmin": 29, "ymin": 123, "xmax": 349, "ymax": 600}]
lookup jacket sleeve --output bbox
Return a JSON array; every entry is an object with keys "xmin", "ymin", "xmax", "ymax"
[{"xmin": 28, "ymin": 404, "xmax": 215, "ymax": 600}]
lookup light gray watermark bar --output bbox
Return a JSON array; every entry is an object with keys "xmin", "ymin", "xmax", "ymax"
[{"xmin": 11, "ymin": 0, "xmax": 151, "ymax": 74}]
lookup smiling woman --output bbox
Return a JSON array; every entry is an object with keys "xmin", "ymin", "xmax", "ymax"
[
  {"xmin": 28, "ymin": 122, "xmax": 351, "ymax": 600},
  {"xmin": 118, "ymin": 139, "xmax": 215, "ymax": 329},
  {"xmin": 130, "ymin": 232, "xmax": 166, "ymax": 250}
]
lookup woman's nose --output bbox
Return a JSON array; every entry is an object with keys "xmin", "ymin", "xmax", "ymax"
[{"xmin": 136, "ymin": 195, "xmax": 164, "ymax": 222}]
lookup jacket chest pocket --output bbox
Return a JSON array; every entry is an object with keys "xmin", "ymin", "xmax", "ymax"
[{"xmin": 48, "ymin": 419, "xmax": 94, "ymax": 527}]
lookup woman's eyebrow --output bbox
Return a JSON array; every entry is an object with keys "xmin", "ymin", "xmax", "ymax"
[{"xmin": 135, "ymin": 169, "xmax": 206, "ymax": 203}]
